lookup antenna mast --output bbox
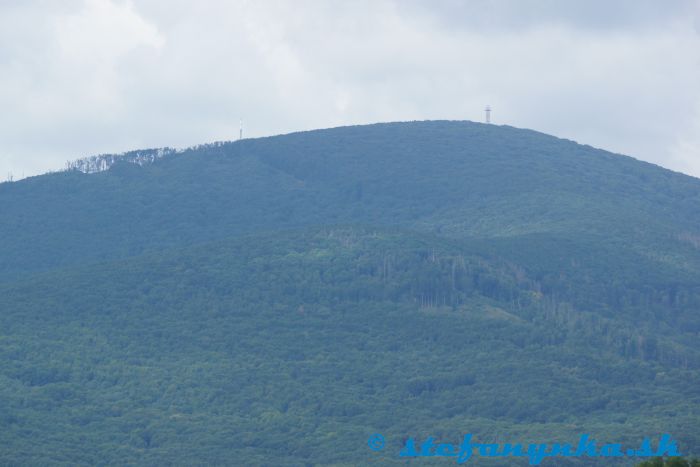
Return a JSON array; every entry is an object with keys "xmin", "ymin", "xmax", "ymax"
[
  {"xmin": 484, "ymin": 105, "xmax": 491, "ymax": 124},
  {"xmin": 239, "ymin": 119, "xmax": 243, "ymax": 140}
]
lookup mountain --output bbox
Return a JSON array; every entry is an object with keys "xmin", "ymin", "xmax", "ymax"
[{"xmin": 0, "ymin": 120, "xmax": 699, "ymax": 465}]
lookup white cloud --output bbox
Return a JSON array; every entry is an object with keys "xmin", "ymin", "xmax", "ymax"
[
  {"xmin": 1, "ymin": 0, "xmax": 699, "ymax": 180},
  {"xmin": 56, "ymin": 0, "xmax": 164, "ymax": 61}
]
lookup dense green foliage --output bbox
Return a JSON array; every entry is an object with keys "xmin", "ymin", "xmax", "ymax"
[
  {"xmin": 0, "ymin": 121, "xmax": 699, "ymax": 465},
  {"xmin": 636, "ymin": 457, "xmax": 700, "ymax": 466},
  {"xmin": 3, "ymin": 121, "xmax": 699, "ymax": 281}
]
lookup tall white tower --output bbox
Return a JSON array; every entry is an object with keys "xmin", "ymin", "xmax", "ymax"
[
  {"xmin": 485, "ymin": 105, "xmax": 491, "ymax": 124},
  {"xmin": 239, "ymin": 119, "xmax": 243, "ymax": 140}
]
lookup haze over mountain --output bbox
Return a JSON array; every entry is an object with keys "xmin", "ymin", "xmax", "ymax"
[{"xmin": 1, "ymin": 121, "xmax": 699, "ymax": 465}]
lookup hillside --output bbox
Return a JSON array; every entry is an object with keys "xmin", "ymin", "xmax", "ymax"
[
  {"xmin": 2, "ymin": 121, "xmax": 699, "ymax": 280},
  {"xmin": 0, "ymin": 121, "xmax": 699, "ymax": 465}
]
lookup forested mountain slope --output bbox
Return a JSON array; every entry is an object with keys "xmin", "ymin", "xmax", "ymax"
[
  {"xmin": 0, "ymin": 121, "xmax": 699, "ymax": 465},
  {"xmin": 2, "ymin": 121, "xmax": 699, "ymax": 280}
]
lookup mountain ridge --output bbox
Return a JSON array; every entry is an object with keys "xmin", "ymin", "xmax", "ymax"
[
  {"xmin": 1, "ymin": 120, "xmax": 699, "ymax": 464},
  {"xmin": 2, "ymin": 120, "xmax": 699, "ymax": 279},
  {"xmin": 5, "ymin": 120, "xmax": 698, "ymax": 183}
]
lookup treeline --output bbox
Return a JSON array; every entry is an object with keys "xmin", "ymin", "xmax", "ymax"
[{"xmin": 636, "ymin": 458, "xmax": 700, "ymax": 466}]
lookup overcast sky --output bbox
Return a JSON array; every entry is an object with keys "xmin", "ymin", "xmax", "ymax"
[{"xmin": 1, "ymin": 0, "xmax": 699, "ymax": 180}]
